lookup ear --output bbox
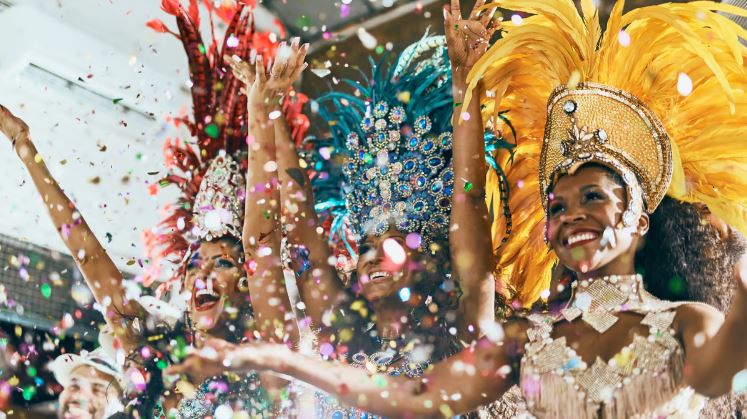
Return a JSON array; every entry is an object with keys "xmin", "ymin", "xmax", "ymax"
[{"xmin": 637, "ymin": 212, "xmax": 650, "ymax": 236}]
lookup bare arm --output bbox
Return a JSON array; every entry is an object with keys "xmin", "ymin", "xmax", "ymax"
[
  {"xmin": 237, "ymin": 53, "xmax": 300, "ymax": 346},
  {"xmin": 170, "ymin": 321, "xmax": 528, "ymax": 418},
  {"xmin": 679, "ymin": 256, "xmax": 747, "ymax": 397},
  {"xmin": 274, "ymin": 103, "xmax": 347, "ymax": 328},
  {"xmin": 444, "ymin": 0, "xmax": 500, "ymax": 341},
  {"xmin": 0, "ymin": 105, "xmax": 142, "ymax": 349}
]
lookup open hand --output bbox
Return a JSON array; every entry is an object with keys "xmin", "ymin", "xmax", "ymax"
[
  {"xmin": 0, "ymin": 104, "xmax": 30, "ymax": 147},
  {"xmin": 226, "ymin": 38, "xmax": 309, "ymax": 111},
  {"xmin": 444, "ymin": 0, "xmax": 500, "ymax": 77},
  {"xmin": 166, "ymin": 338, "xmax": 285, "ymax": 384}
]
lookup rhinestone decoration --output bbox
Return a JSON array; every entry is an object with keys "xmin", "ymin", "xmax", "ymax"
[
  {"xmin": 522, "ymin": 275, "xmax": 689, "ymax": 418},
  {"xmin": 343, "ymin": 101, "xmax": 454, "ymax": 249},
  {"xmin": 563, "ymin": 100, "xmax": 577, "ymax": 114},
  {"xmin": 191, "ymin": 153, "xmax": 245, "ymax": 241}
]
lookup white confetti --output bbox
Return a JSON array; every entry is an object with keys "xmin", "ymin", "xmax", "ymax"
[{"xmin": 677, "ymin": 72, "xmax": 693, "ymax": 96}]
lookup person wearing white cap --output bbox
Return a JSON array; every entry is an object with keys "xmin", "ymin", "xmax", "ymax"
[{"xmin": 51, "ymin": 329, "xmax": 124, "ymax": 419}]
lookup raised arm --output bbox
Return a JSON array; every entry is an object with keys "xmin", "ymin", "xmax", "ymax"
[
  {"xmin": 272, "ymin": 40, "xmax": 347, "ymax": 329},
  {"xmin": 679, "ymin": 255, "xmax": 747, "ymax": 397},
  {"xmin": 0, "ymin": 104, "xmax": 143, "ymax": 348},
  {"xmin": 444, "ymin": 0, "xmax": 500, "ymax": 341},
  {"xmin": 230, "ymin": 48, "xmax": 309, "ymax": 346},
  {"xmin": 170, "ymin": 320, "xmax": 528, "ymax": 418}
]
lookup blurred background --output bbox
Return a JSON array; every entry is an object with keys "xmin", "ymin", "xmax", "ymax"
[{"xmin": 0, "ymin": 0, "xmax": 740, "ymax": 416}]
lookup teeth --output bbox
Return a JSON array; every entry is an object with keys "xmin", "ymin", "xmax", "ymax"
[
  {"xmin": 196, "ymin": 288, "xmax": 219, "ymax": 297},
  {"xmin": 369, "ymin": 271, "xmax": 391, "ymax": 280},
  {"xmin": 567, "ymin": 232, "xmax": 598, "ymax": 246}
]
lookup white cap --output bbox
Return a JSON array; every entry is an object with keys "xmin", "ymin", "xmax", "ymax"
[{"xmin": 51, "ymin": 346, "xmax": 123, "ymax": 388}]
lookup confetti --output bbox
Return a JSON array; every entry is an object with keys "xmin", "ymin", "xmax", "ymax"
[
  {"xmin": 40, "ymin": 284, "xmax": 51, "ymax": 299},
  {"xmin": 112, "ymin": 98, "xmax": 124, "ymax": 104},
  {"xmin": 677, "ymin": 72, "xmax": 693, "ymax": 96},
  {"xmin": 357, "ymin": 28, "xmax": 377, "ymax": 50},
  {"xmin": 464, "ymin": 182, "xmax": 473, "ymax": 192}
]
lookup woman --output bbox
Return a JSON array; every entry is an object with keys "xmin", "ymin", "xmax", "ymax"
[
  {"xmin": 209, "ymin": 7, "xmax": 516, "ymax": 417},
  {"xmin": 171, "ymin": 1, "xmax": 747, "ymax": 417},
  {"xmin": 0, "ymin": 4, "xmax": 309, "ymax": 417}
]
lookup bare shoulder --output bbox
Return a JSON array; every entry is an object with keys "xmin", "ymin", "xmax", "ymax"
[{"xmin": 674, "ymin": 302, "xmax": 725, "ymax": 337}]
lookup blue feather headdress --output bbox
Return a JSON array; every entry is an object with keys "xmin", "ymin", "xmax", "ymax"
[{"xmin": 308, "ymin": 34, "xmax": 515, "ymax": 259}]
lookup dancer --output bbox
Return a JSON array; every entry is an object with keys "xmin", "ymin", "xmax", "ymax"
[
  {"xmin": 187, "ymin": 5, "xmax": 519, "ymax": 415},
  {"xmin": 170, "ymin": 1, "xmax": 747, "ymax": 417},
  {"xmin": 0, "ymin": 3, "xmax": 309, "ymax": 417}
]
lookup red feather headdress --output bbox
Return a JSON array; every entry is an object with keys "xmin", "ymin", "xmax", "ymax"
[{"xmin": 143, "ymin": 0, "xmax": 310, "ymax": 287}]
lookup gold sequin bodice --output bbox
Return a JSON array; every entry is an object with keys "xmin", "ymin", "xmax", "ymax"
[{"xmin": 520, "ymin": 275, "xmax": 706, "ymax": 419}]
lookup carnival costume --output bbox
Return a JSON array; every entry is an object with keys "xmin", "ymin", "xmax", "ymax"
[
  {"xmin": 143, "ymin": 2, "xmax": 309, "ymax": 417},
  {"xmin": 461, "ymin": 0, "xmax": 747, "ymax": 417},
  {"xmin": 308, "ymin": 33, "xmax": 517, "ymax": 419}
]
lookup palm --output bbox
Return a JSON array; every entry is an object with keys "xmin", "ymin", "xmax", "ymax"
[{"xmin": 444, "ymin": 0, "xmax": 499, "ymax": 73}]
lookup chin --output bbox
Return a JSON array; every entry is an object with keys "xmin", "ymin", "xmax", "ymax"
[{"xmin": 190, "ymin": 307, "xmax": 225, "ymax": 331}]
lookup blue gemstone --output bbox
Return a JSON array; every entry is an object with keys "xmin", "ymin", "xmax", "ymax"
[
  {"xmin": 431, "ymin": 181, "xmax": 443, "ymax": 193},
  {"xmin": 332, "ymin": 412, "xmax": 344, "ymax": 419},
  {"xmin": 414, "ymin": 201, "xmax": 425, "ymax": 212},
  {"xmin": 399, "ymin": 184, "xmax": 410, "ymax": 194},
  {"xmin": 418, "ymin": 119, "xmax": 427, "ymax": 129},
  {"xmin": 444, "ymin": 186, "xmax": 453, "ymax": 196},
  {"xmin": 428, "ymin": 157, "xmax": 442, "ymax": 167},
  {"xmin": 439, "ymin": 197, "xmax": 450, "ymax": 207},
  {"xmin": 443, "ymin": 171, "xmax": 453, "ymax": 182},
  {"xmin": 358, "ymin": 150, "xmax": 366, "ymax": 159},
  {"xmin": 409, "ymin": 137, "xmax": 419, "ymax": 148},
  {"xmin": 416, "ymin": 176, "xmax": 426, "ymax": 187},
  {"xmin": 381, "ymin": 166, "xmax": 388, "ymax": 175},
  {"xmin": 404, "ymin": 160, "xmax": 415, "ymax": 171},
  {"xmin": 423, "ymin": 141, "xmax": 434, "ymax": 152}
]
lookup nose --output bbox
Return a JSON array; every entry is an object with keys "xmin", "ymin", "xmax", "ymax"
[{"xmin": 559, "ymin": 204, "xmax": 586, "ymax": 224}]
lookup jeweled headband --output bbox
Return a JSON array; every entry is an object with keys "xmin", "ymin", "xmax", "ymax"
[
  {"xmin": 540, "ymin": 82, "xmax": 673, "ymax": 226},
  {"xmin": 343, "ymin": 101, "xmax": 454, "ymax": 249}
]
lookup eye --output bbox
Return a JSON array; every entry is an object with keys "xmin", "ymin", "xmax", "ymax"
[
  {"xmin": 582, "ymin": 191, "xmax": 605, "ymax": 203},
  {"xmin": 215, "ymin": 258, "xmax": 236, "ymax": 269},
  {"xmin": 548, "ymin": 202, "xmax": 565, "ymax": 217},
  {"xmin": 358, "ymin": 243, "xmax": 372, "ymax": 255}
]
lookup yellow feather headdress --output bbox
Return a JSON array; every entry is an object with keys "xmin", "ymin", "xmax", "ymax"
[{"xmin": 464, "ymin": 0, "xmax": 747, "ymax": 306}]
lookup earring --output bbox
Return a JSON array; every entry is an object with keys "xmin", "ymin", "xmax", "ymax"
[{"xmin": 236, "ymin": 276, "xmax": 250, "ymax": 293}]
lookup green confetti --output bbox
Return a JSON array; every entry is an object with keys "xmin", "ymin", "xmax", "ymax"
[
  {"xmin": 27, "ymin": 366, "xmax": 37, "ymax": 377},
  {"xmin": 198, "ymin": 43, "xmax": 206, "ymax": 54},
  {"xmin": 454, "ymin": 102, "xmax": 463, "ymax": 108},
  {"xmin": 135, "ymin": 152, "xmax": 143, "ymax": 161},
  {"xmin": 464, "ymin": 181, "xmax": 473, "ymax": 192},
  {"xmin": 22, "ymin": 385, "xmax": 36, "ymax": 401},
  {"xmin": 112, "ymin": 98, "xmax": 124, "ymax": 104},
  {"xmin": 297, "ymin": 15, "xmax": 310, "ymax": 27},
  {"xmin": 157, "ymin": 359, "xmax": 168, "ymax": 370},
  {"xmin": 375, "ymin": 45, "xmax": 384, "ymax": 55},
  {"xmin": 263, "ymin": 210, "xmax": 271, "ymax": 219},
  {"xmin": 40, "ymin": 283, "xmax": 51, "ymax": 299},
  {"xmin": 205, "ymin": 123, "xmax": 219, "ymax": 139},
  {"xmin": 362, "ymin": 153, "xmax": 373, "ymax": 164},
  {"xmin": 373, "ymin": 375, "xmax": 387, "ymax": 388}
]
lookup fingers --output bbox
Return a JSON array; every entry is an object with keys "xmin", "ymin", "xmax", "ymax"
[
  {"xmin": 450, "ymin": 0, "xmax": 462, "ymax": 20},
  {"xmin": 255, "ymin": 55, "xmax": 267, "ymax": 85},
  {"xmin": 470, "ymin": 0, "xmax": 487, "ymax": 19},
  {"xmin": 481, "ymin": 6, "xmax": 498, "ymax": 28}
]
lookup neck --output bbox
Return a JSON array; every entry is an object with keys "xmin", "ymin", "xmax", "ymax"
[
  {"xmin": 372, "ymin": 297, "xmax": 412, "ymax": 341},
  {"xmin": 579, "ymin": 259, "xmax": 637, "ymax": 282}
]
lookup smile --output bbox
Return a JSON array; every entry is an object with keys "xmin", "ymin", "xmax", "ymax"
[
  {"xmin": 564, "ymin": 231, "xmax": 600, "ymax": 248},
  {"xmin": 193, "ymin": 287, "xmax": 221, "ymax": 311}
]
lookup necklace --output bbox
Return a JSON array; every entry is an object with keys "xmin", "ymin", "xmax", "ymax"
[{"xmin": 559, "ymin": 274, "xmax": 643, "ymax": 333}]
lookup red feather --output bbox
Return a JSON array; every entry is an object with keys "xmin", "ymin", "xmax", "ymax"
[
  {"xmin": 146, "ymin": 19, "xmax": 173, "ymax": 34},
  {"xmin": 188, "ymin": 0, "xmax": 200, "ymax": 28},
  {"xmin": 161, "ymin": 0, "xmax": 181, "ymax": 16}
]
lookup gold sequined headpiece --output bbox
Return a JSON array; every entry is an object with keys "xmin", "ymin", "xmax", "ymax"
[
  {"xmin": 463, "ymin": 0, "xmax": 747, "ymax": 306},
  {"xmin": 541, "ymin": 82, "xmax": 673, "ymax": 226}
]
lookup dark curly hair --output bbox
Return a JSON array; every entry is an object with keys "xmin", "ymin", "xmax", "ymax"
[{"xmin": 637, "ymin": 196, "xmax": 746, "ymax": 307}]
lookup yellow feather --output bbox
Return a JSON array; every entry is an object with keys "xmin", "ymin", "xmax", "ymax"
[{"xmin": 470, "ymin": 0, "xmax": 747, "ymax": 307}]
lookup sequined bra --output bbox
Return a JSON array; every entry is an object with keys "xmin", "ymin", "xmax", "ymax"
[
  {"xmin": 174, "ymin": 372, "xmax": 275, "ymax": 418},
  {"xmin": 520, "ymin": 275, "xmax": 706, "ymax": 419}
]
